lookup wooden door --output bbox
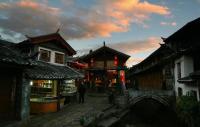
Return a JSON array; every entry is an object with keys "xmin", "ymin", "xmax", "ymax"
[{"xmin": 0, "ymin": 73, "xmax": 16, "ymax": 121}]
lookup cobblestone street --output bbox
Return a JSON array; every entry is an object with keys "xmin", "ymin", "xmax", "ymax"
[{"xmin": 27, "ymin": 93, "xmax": 111, "ymax": 127}]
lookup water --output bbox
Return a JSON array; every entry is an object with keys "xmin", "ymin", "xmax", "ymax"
[{"xmin": 112, "ymin": 99, "xmax": 183, "ymax": 127}]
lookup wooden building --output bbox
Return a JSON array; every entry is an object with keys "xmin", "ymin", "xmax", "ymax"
[
  {"xmin": 164, "ymin": 17, "xmax": 200, "ymax": 101},
  {"xmin": 0, "ymin": 40, "xmax": 31, "ymax": 122},
  {"xmin": 78, "ymin": 43, "xmax": 130, "ymax": 92},
  {"xmin": 128, "ymin": 44, "xmax": 174, "ymax": 90},
  {"xmin": 15, "ymin": 32, "xmax": 83, "ymax": 114}
]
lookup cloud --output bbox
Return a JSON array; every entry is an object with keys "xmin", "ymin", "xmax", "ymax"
[
  {"xmin": 0, "ymin": 1, "xmax": 60, "ymax": 41},
  {"xmin": 160, "ymin": 21, "xmax": 177, "ymax": 26},
  {"xmin": 126, "ymin": 57, "xmax": 144, "ymax": 67},
  {"xmin": 0, "ymin": 0, "xmax": 170, "ymax": 41},
  {"xmin": 108, "ymin": 37, "xmax": 161, "ymax": 55}
]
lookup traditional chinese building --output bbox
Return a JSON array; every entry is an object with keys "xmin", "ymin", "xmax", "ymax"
[
  {"xmin": 78, "ymin": 43, "xmax": 130, "ymax": 92},
  {"xmin": 164, "ymin": 17, "xmax": 200, "ymax": 101},
  {"xmin": 15, "ymin": 32, "xmax": 83, "ymax": 114},
  {"xmin": 128, "ymin": 44, "xmax": 174, "ymax": 90}
]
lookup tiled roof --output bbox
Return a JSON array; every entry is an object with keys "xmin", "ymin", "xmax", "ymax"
[
  {"xmin": 164, "ymin": 17, "xmax": 200, "ymax": 43},
  {"xmin": 0, "ymin": 40, "xmax": 83, "ymax": 79},
  {"xmin": 25, "ymin": 61, "xmax": 84, "ymax": 80},
  {"xmin": 17, "ymin": 33, "xmax": 76, "ymax": 56},
  {"xmin": 0, "ymin": 39, "xmax": 15, "ymax": 46},
  {"xmin": 0, "ymin": 42, "xmax": 30, "ymax": 66},
  {"xmin": 80, "ymin": 45, "xmax": 130, "ymax": 61}
]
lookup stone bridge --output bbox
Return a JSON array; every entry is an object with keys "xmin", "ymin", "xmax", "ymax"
[
  {"xmin": 129, "ymin": 90, "xmax": 175, "ymax": 107},
  {"xmin": 116, "ymin": 90, "xmax": 175, "ymax": 108}
]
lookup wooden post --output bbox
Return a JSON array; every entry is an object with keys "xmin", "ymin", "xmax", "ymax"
[
  {"xmin": 57, "ymin": 80, "xmax": 61, "ymax": 111},
  {"xmin": 103, "ymin": 44, "xmax": 107, "ymax": 91}
]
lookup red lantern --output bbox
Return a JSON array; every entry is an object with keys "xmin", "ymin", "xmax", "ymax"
[
  {"xmin": 120, "ymin": 70, "xmax": 125, "ymax": 83},
  {"xmin": 91, "ymin": 58, "xmax": 94, "ymax": 66},
  {"xmin": 114, "ymin": 56, "xmax": 118, "ymax": 66}
]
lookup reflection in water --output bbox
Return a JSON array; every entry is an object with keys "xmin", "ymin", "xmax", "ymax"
[{"xmin": 112, "ymin": 99, "xmax": 182, "ymax": 127}]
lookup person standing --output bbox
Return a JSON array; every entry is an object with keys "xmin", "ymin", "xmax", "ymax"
[{"xmin": 78, "ymin": 81, "xmax": 86, "ymax": 103}]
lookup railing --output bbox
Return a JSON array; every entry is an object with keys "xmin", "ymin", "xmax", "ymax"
[{"xmin": 129, "ymin": 90, "xmax": 175, "ymax": 98}]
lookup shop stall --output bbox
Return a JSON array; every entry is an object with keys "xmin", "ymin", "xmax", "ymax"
[
  {"xmin": 61, "ymin": 79, "xmax": 77, "ymax": 104},
  {"xmin": 30, "ymin": 80, "xmax": 65, "ymax": 113}
]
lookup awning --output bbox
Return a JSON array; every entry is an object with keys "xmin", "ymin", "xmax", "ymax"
[
  {"xmin": 177, "ymin": 76, "xmax": 195, "ymax": 83},
  {"xmin": 25, "ymin": 61, "xmax": 84, "ymax": 80}
]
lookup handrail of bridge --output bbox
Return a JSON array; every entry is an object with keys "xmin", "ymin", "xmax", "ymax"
[{"xmin": 128, "ymin": 89, "xmax": 175, "ymax": 97}]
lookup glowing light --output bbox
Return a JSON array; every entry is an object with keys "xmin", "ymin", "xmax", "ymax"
[
  {"xmin": 30, "ymin": 81, "xmax": 33, "ymax": 86},
  {"xmin": 114, "ymin": 56, "xmax": 118, "ymax": 66}
]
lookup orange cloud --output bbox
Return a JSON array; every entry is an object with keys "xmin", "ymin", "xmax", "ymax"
[
  {"xmin": 112, "ymin": 0, "xmax": 169, "ymax": 15},
  {"xmin": 126, "ymin": 57, "xmax": 144, "ymax": 67},
  {"xmin": 0, "ymin": 0, "xmax": 170, "ymax": 40},
  {"xmin": 109, "ymin": 37, "xmax": 161, "ymax": 55},
  {"xmin": 18, "ymin": 1, "xmax": 39, "ymax": 9},
  {"xmin": 17, "ymin": 1, "xmax": 59, "ymax": 13},
  {"xmin": 91, "ymin": 22, "xmax": 127, "ymax": 37},
  {"xmin": 137, "ymin": 1, "xmax": 170, "ymax": 15},
  {"xmin": 104, "ymin": 0, "xmax": 170, "ymax": 26}
]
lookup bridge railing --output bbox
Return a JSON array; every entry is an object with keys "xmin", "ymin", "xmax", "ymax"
[{"xmin": 128, "ymin": 90, "xmax": 175, "ymax": 98}]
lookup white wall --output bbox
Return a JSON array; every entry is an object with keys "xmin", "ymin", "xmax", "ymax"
[
  {"xmin": 174, "ymin": 55, "xmax": 199, "ymax": 101},
  {"xmin": 38, "ymin": 47, "xmax": 65, "ymax": 66}
]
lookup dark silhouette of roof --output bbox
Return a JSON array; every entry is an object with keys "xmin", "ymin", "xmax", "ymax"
[
  {"xmin": 80, "ymin": 45, "xmax": 130, "ymax": 61},
  {"xmin": 17, "ymin": 32, "xmax": 76, "ymax": 56},
  {"xmin": 0, "ymin": 39, "xmax": 15, "ymax": 47},
  {"xmin": 25, "ymin": 61, "xmax": 84, "ymax": 80},
  {"xmin": 164, "ymin": 17, "xmax": 200, "ymax": 43},
  {"xmin": 0, "ymin": 40, "xmax": 30, "ymax": 65},
  {"xmin": 0, "ymin": 39, "xmax": 83, "ymax": 79}
]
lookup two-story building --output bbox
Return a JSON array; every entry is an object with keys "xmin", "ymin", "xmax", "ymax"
[
  {"xmin": 78, "ymin": 43, "xmax": 130, "ymax": 92},
  {"xmin": 15, "ymin": 32, "xmax": 83, "ymax": 113},
  {"xmin": 164, "ymin": 17, "xmax": 200, "ymax": 101},
  {"xmin": 128, "ymin": 44, "xmax": 174, "ymax": 90}
]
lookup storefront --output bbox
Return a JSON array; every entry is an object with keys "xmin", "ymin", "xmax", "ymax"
[
  {"xmin": 25, "ymin": 61, "xmax": 83, "ymax": 114},
  {"xmin": 30, "ymin": 80, "xmax": 65, "ymax": 113}
]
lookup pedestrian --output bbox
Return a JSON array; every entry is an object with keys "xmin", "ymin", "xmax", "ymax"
[
  {"xmin": 108, "ymin": 80, "xmax": 114, "ymax": 104},
  {"xmin": 78, "ymin": 81, "xmax": 86, "ymax": 103}
]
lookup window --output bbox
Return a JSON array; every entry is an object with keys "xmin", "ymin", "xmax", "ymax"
[
  {"xmin": 177, "ymin": 62, "xmax": 181, "ymax": 79},
  {"xmin": 107, "ymin": 60, "xmax": 114, "ymax": 68},
  {"xmin": 178, "ymin": 87, "xmax": 183, "ymax": 97},
  {"xmin": 55, "ymin": 53, "xmax": 64, "ymax": 64},
  {"xmin": 95, "ymin": 61, "xmax": 104, "ymax": 68},
  {"xmin": 30, "ymin": 80, "xmax": 55, "ymax": 97},
  {"xmin": 39, "ymin": 49, "xmax": 51, "ymax": 62}
]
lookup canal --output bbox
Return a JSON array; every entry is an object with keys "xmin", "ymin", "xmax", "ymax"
[{"xmin": 111, "ymin": 98, "xmax": 184, "ymax": 127}]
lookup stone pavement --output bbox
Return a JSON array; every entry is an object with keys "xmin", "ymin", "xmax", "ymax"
[
  {"xmin": 28, "ymin": 94, "xmax": 111, "ymax": 127},
  {"xmin": 27, "ymin": 93, "xmax": 112, "ymax": 127}
]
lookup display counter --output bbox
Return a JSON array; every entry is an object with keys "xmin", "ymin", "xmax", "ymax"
[{"xmin": 30, "ymin": 97, "xmax": 65, "ymax": 114}]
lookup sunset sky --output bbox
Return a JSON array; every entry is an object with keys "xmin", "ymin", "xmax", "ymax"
[{"xmin": 0, "ymin": 0, "xmax": 200, "ymax": 67}]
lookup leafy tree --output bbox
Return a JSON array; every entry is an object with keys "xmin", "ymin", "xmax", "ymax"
[{"xmin": 176, "ymin": 96, "xmax": 200, "ymax": 127}]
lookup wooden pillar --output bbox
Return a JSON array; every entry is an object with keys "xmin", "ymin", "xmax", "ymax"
[
  {"xmin": 57, "ymin": 80, "xmax": 61, "ymax": 111},
  {"xmin": 20, "ymin": 72, "xmax": 30, "ymax": 121}
]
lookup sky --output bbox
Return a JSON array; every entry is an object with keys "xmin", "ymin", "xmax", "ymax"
[{"xmin": 0, "ymin": 0, "xmax": 200, "ymax": 67}]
